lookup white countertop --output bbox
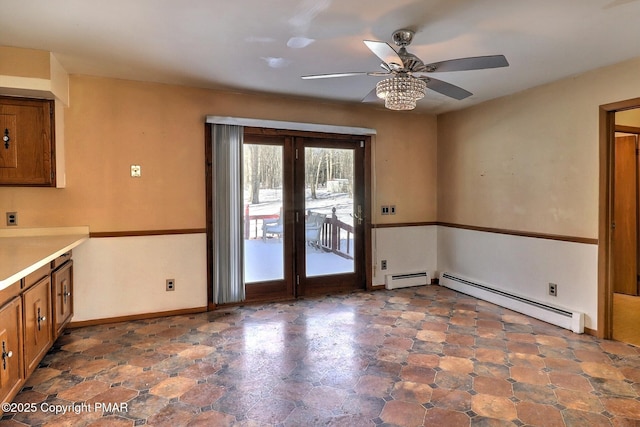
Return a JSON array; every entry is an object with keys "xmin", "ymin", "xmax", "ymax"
[{"xmin": 0, "ymin": 227, "xmax": 89, "ymax": 290}]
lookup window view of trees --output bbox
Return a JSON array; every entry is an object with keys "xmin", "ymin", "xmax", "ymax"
[
  {"xmin": 305, "ymin": 147, "xmax": 353, "ymax": 199},
  {"xmin": 244, "ymin": 145, "xmax": 353, "ymax": 204},
  {"xmin": 244, "ymin": 144, "xmax": 282, "ymax": 205}
]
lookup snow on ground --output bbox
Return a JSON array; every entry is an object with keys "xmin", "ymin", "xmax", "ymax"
[
  {"xmin": 244, "ymin": 239, "xmax": 354, "ymax": 282},
  {"xmin": 245, "ymin": 189, "xmax": 354, "ymax": 225},
  {"xmin": 244, "ymin": 188, "xmax": 356, "ymax": 282}
]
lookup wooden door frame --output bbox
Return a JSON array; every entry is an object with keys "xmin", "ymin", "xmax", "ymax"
[
  {"xmin": 242, "ymin": 131, "xmax": 296, "ymax": 303},
  {"xmin": 598, "ymin": 97, "xmax": 640, "ymax": 339},
  {"xmin": 293, "ymin": 136, "xmax": 369, "ymax": 297},
  {"xmin": 242, "ymin": 127, "xmax": 372, "ymax": 294},
  {"xmin": 206, "ymin": 124, "xmax": 373, "ymax": 308}
]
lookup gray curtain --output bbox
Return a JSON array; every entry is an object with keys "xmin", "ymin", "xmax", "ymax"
[{"xmin": 212, "ymin": 124, "xmax": 245, "ymax": 304}]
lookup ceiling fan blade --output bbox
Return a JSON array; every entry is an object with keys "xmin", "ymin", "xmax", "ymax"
[
  {"xmin": 302, "ymin": 70, "xmax": 392, "ymax": 80},
  {"xmin": 361, "ymin": 87, "xmax": 380, "ymax": 103},
  {"xmin": 423, "ymin": 77, "xmax": 472, "ymax": 100},
  {"xmin": 364, "ymin": 40, "xmax": 404, "ymax": 69},
  {"xmin": 302, "ymin": 72, "xmax": 371, "ymax": 80},
  {"xmin": 423, "ymin": 55, "xmax": 509, "ymax": 72}
]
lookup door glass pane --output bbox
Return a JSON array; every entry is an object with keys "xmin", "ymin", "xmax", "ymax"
[
  {"xmin": 305, "ymin": 147, "xmax": 355, "ymax": 277},
  {"xmin": 243, "ymin": 144, "xmax": 284, "ymax": 282}
]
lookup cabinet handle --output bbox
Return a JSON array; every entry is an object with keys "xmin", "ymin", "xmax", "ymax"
[
  {"xmin": 2, "ymin": 341, "xmax": 12, "ymax": 370},
  {"xmin": 37, "ymin": 307, "xmax": 46, "ymax": 330},
  {"xmin": 3, "ymin": 128, "xmax": 9, "ymax": 149},
  {"xmin": 62, "ymin": 284, "xmax": 71, "ymax": 303}
]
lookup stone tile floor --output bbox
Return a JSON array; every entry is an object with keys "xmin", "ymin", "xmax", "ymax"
[{"xmin": 2, "ymin": 285, "xmax": 640, "ymax": 426}]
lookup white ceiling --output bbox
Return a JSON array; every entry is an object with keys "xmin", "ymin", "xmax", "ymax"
[{"xmin": 2, "ymin": 0, "xmax": 640, "ymax": 114}]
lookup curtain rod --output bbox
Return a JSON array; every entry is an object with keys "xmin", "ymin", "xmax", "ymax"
[{"xmin": 206, "ymin": 116, "xmax": 376, "ymax": 136}]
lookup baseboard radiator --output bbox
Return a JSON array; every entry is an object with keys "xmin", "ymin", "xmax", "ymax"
[
  {"xmin": 385, "ymin": 271, "xmax": 431, "ymax": 290},
  {"xmin": 440, "ymin": 272, "xmax": 584, "ymax": 334}
]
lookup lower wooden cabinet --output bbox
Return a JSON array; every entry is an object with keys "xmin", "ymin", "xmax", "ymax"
[
  {"xmin": 22, "ymin": 276, "xmax": 52, "ymax": 377},
  {"xmin": 52, "ymin": 260, "xmax": 73, "ymax": 339},
  {"xmin": 0, "ymin": 252, "xmax": 73, "ymax": 409},
  {"xmin": 0, "ymin": 297, "xmax": 24, "ymax": 405}
]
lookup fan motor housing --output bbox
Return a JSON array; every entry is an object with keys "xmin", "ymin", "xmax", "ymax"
[{"xmin": 392, "ymin": 29, "xmax": 415, "ymax": 47}]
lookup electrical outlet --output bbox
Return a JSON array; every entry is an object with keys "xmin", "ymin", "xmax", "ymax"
[
  {"xmin": 381, "ymin": 206, "xmax": 389, "ymax": 215},
  {"xmin": 6, "ymin": 212, "xmax": 17, "ymax": 226},
  {"xmin": 381, "ymin": 260, "xmax": 387, "ymax": 270},
  {"xmin": 548, "ymin": 283, "xmax": 557, "ymax": 297},
  {"xmin": 166, "ymin": 279, "xmax": 175, "ymax": 291}
]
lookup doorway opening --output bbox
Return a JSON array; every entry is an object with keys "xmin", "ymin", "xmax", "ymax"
[{"xmin": 598, "ymin": 97, "xmax": 640, "ymax": 345}]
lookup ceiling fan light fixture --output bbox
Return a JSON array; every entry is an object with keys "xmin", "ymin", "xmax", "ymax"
[
  {"xmin": 375, "ymin": 75, "xmax": 426, "ymax": 110},
  {"xmin": 301, "ymin": 30, "xmax": 507, "ymax": 110}
]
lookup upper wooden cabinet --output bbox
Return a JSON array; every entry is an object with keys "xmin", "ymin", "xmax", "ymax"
[{"xmin": 0, "ymin": 96, "xmax": 55, "ymax": 186}]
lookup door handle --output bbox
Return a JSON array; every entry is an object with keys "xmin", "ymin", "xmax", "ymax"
[{"xmin": 351, "ymin": 205, "xmax": 364, "ymax": 225}]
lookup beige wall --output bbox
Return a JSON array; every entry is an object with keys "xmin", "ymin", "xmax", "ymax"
[
  {"xmin": 0, "ymin": 46, "xmax": 50, "ymax": 79},
  {"xmin": 437, "ymin": 57, "xmax": 640, "ymax": 239},
  {"xmin": 0, "ymin": 75, "xmax": 437, "ymax": 232},
  {"xmin": 435, "ymin": 57, "xmax": 640, "ymax": 331}
]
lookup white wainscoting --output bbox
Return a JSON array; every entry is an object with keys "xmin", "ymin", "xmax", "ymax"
[
  {"xmin": 72, "ymin": 233, "xmax": 207, "ymax": 322},
  {"xmin": 71, "ymin": 226, "xmax": 598, "ymax": 330},
  {"xmin": 372, "ymin": 225, "xmax": 438, "ymax": 286},
  {"xmin": 437, "ymin": 226, "xmax": 598, "ymax": 330}
]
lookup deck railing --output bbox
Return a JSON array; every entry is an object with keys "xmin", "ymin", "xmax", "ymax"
[
  {"xmin": 244, "ymin": 205, "xmax": 278, "ymax": 240},
  {"xmin": 244, "ymin": 205, "xmax": 354, "ymax": 260},
  {"xmin": 319, "ymin": 207, "xmax": 353, "ymax": 260}
]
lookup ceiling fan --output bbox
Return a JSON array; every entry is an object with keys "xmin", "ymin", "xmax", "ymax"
[{"xmin": 302, "ymin": 29, "xmax": 509, "ymax": 110}]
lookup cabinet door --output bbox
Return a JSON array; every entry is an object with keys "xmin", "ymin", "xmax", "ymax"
[
  {"xmin": 52, "ymin": 260, "xmax": 73, "ymax": 339},
  {"xmin": 0, "ymin": 297, "xmax": 24, "ymax": 406},
  {"xmin": 0, "ymin": 96, "xmax": 55, "ymax": 186},
  {"xmin": 23, "ymin": 277, "xmax": 52, "ymax": 377}
]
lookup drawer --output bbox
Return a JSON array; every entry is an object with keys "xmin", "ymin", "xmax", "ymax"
[
  {"xmin": 0, "ymin": 280, "xmax": 21, "ymax": 307},
  {"xmin": 51, "ymin": 251, "xmax": 72, "ymax": 271},
  {"xmin": 22, "ymin": 264, "xmax": 51, "ymax": 290}
]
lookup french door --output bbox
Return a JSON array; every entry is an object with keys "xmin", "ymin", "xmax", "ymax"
[{"xmin": 242, "ymin": 128, "xmax": 369, "ymax": 301}]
